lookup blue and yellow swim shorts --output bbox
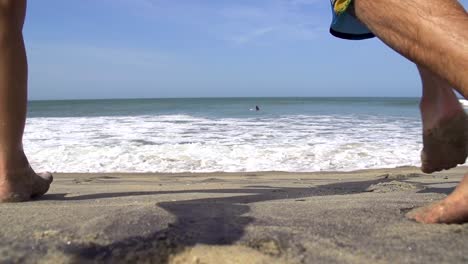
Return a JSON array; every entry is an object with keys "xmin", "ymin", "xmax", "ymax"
[{"xmin": 330, "ymin": 0, "xmax": 374, "ymax": 40}]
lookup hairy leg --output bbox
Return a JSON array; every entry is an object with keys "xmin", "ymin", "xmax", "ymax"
[
  {"xmin": 354, "ymin": 0, "xmax": 468, "ymax": 97},
  {"xmin": 406, "ymin": 67, "xmax": 468, "ymax": 224},
  {"xmin": 418, "ymin": 66, "xmax": 467, "ymax": 173},
  {"xmin": 0, "ymin": 0, "xmax": 52, "ymax": 202},
  {"xmin": 354, "ymin": 0, "xmax": 468, "ymax": 173},
  {"xmin": 354, "ymin": 0, "xmax": 468, "ymax": 223}
]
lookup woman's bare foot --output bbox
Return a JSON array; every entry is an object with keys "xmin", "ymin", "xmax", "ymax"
[
  {"xmin": 0, "ymin": 162, "xmax": 53, "ymax": 202},
  {"xmin": 421, "ymin": 112, "xmax": 468, "ymax": 173},
  {"xmin": 407, "ymin": 174, "xmax": 468, "ymax": 224}
]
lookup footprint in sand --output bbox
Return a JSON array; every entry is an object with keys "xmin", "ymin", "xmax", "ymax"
[
  {"xmin": 73, "ymin": 176, "xmax": 120, "ymax": 184},
  {"xmin": 378, "ymin": 173, "xmax": 424, "ymax": 180},
  {"xmin": 366, "ymin": 181, "xmax": 421, "ymax": 193}
]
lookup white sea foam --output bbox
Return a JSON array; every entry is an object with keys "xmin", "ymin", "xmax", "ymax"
[
  {"xmin": 24, "ymin": 114, "xmax": 422, "ymax": 173},
  {"xmin": 460, "ymin": 99, "xmax": 468, "ymax": 109}
]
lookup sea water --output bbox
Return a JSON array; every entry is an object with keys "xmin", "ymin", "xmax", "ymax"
[{"xmin": 25, "ymin": 97, "xmax": 425, "ymax": 173}]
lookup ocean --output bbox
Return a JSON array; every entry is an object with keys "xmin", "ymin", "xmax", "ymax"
[{"xmin": 25, "ymin": 97, "xmax": 426, "ymax": 173}]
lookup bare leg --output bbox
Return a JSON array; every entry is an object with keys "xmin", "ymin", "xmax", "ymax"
[
  {"xmin": 418, "ymin": 66, "xmax": 467, "ymax": 173},
  {"xmin": 0, "ymin": 0, "xmax": 52, "ymax": 202},
  {"xmin": 405, "ymin": 68, "xmax": 468, "ymax": 223},
  {"xmin": 353, "ymin": 0, "xmax": 468, "ymax": 173},
  {"xmin": 353, "ymin": 0, "xmax": 468, "ymax": 223},
  {"xmin": 354, "ymin": 0, "xmax": 468, "ymax": 96}
]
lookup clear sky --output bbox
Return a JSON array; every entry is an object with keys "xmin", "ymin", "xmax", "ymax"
[{"xmin": 24, "ymin": 0, "xmax": 468, "ymax": 100}]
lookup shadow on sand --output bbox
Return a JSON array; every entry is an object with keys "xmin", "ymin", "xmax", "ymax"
[{"xmin": 42, "ymin": 177, "xmax": 454, "ymax": 263}]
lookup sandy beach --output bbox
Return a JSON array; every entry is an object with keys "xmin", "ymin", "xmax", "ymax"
[{"xmin": 1, "ymin": 167, "xmax": 468, "ymax": 263}]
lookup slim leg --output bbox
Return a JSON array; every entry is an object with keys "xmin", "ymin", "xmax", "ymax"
[{"xmin": 0, "ymin": 0, "xmax": 52, "ymax": 202}]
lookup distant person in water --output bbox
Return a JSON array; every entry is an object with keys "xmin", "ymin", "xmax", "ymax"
[
  {"xmin": 256, "ymin": 105, "xmax": 260, "ymax": 111},
  {"xmin": 0, "ymin": 0, "xmax": 467, "ymax": 224}
]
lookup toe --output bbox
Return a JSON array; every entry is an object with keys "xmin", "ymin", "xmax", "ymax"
[
  {"xmin": 406, "ymin": 207, "xmax": 423, "ymax": 221},
  {"xmin": 38, "ymin": 172, "xmax": 53, "ymax": 184},
  {"xmin": 31, "ymin": 172, "xmax": 53, "ymax": 198}
]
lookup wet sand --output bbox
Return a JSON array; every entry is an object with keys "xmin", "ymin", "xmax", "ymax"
[{"xmin": 1, "ymin": 167, "xmax": 468, "ymax": 263}]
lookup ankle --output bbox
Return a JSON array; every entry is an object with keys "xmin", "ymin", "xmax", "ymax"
[
  {"xmin": 0, "ymin": 150, "xmax": 31, "ymax": 176},
  {"xmin": 420, "ymin": 91, "xmax": 464, "ymax": 127}
]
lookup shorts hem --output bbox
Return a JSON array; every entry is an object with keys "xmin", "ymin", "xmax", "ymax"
[{"xmin": 329, "ymin": 28, "xmax": 375, "ymax": 40}]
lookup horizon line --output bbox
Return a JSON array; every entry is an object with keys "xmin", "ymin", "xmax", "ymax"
[{"xmin": 28, "ymin": 96, "xmax": 430, "ymax": 102}]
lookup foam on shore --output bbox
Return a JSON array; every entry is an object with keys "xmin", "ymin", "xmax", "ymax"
[{"xmin": 24, "ymin": 114, "xmax": 421, "ymax": 173}]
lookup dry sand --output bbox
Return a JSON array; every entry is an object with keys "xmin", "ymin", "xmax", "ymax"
[{"xmin": 1, "ymin": 167, "xmax": 468, "ymax": 263}]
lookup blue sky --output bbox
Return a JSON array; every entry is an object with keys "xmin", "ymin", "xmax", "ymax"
[{"xmin": 24, "ymin": 0, "xmax": 467, "ymax": 100}]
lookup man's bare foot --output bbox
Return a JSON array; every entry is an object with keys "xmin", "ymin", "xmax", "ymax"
[
  {"xmin": 421, "ymin": 111, "xmax": 468, "ymax": 173},
  {"xmin": 407, "ymin": 174, "xmax": 468, "ymax": 224},
  {"xmin": 0, "ymin": 166, "xmax": 53, "ymax": 202},
  {"xmin": 418, "ymin": 66, "xmax": 468, "ymax": 173}
]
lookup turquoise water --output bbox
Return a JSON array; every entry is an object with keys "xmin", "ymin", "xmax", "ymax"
[
  {"xmin": 28, "ymin": 97, "xmax": 420, "ymax": 118},
  {"xmin": 25, "ymin": 97, "xmax": 423, "ymax": 173}
]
